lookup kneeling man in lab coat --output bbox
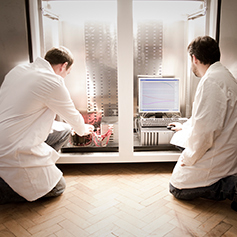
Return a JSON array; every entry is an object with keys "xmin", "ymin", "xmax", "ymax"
[
  {"xmin": 0, "ymin": 47, "xmax": 93, "ymax": 204},
  {"xmin": 169, "ymin": 36, "xmax": 237, "ymax": 212}
]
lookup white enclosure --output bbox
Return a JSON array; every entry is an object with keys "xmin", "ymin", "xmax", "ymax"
[{"xmin": 29, "ymin": 0, "xmax": 218, "ymax": 163}]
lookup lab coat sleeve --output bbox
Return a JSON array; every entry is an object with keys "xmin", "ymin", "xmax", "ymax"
[
  {"xmin": 43, "ymin": 77, "xmax": 86, "ymax": 136},
  {"xmin": 182, "ymin": 78, "xmax": 227, "ymax": 166},
  {"xmin": 170, "ymin": 118, "xmax": 192, "ymax": 148}
]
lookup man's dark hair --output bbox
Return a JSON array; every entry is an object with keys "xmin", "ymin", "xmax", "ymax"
[
  {"xmin": 44, "ymin": 46, "xmax": 74, "ymax": 70},
  {"xmin": 187, "ymin": 36, "xmax": 221, "ymax": 65}
]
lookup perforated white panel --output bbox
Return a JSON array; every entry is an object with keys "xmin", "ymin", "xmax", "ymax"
[
  {"xmin": 85, "ymin": 21, "xmax": 118, "ymax": 124},
  {"xmin": 133, "ymin": 21, "xmax": 163, "ymax": 113},
  {"xmin": 134, "ymin": 21, "xmax": 163, "ymax": 76}
]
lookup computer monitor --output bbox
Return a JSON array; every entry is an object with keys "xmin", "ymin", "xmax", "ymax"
[{"xmin": 138, "ymin": 77, "xmax": 180, "ymax": 113}]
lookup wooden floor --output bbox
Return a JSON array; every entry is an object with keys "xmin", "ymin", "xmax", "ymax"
[{"xmin": 0, "ymin": 162, "xmax": 236, "ymax": 237}]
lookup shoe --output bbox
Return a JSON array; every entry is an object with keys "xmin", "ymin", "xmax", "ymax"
[{"xmin": 231, "ymin": 201, "xmax": 237, "ymax": 212}]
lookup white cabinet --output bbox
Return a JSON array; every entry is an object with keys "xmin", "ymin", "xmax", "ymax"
[{"xmin": 29, "ymin": 0, "xmax": 218, "ymax": 163}]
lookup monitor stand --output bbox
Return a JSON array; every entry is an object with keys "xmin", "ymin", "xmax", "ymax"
[{"xmin": 154, "ymin": 113, "xmax": 163, "ymax": 118}]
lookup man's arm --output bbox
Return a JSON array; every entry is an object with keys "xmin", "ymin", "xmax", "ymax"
[
  {"xmin": 181, "ymin": 79, "xmax": 227, "ymax": 166},
  {"xmin": 44, "ymin": 78, "xmax": 90, "ymax": 136}
]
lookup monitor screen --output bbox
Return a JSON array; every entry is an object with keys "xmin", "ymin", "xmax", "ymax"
[{"xmin": 138, "ymin": 78, "xmax": 180, "ymax": 113}]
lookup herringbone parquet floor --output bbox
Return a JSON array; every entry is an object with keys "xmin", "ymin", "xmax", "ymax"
[{"xmin": 0, "ymin": 162, "xmax": 236, "ymax": 237}]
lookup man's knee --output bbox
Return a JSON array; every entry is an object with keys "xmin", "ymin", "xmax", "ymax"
[
  {"xmin": 169, "ymin": 183, "xmax": 182, "ymax": 199},
  {"xmin": 61, "ymin": 122, "xmax": 71, "ymax": 137},
  {"xmin": 169, "ymin": 183, "xmax": 194, "ymax": 200},
  {"xmin": 44, "ymin": 176, "xmax": 66, "ymax": 198},
  {"xmin": 45, "ymin": 121, "xmax": 72, "ymax": 151},
  {"xmin": 55, "ymin": 176, "xmax": 66, "ymax": 196}
]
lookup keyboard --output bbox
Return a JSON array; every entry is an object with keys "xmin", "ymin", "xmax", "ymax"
[{"xmin": 140, "ymin": 117, "xmax": 188, "ymax": 128}]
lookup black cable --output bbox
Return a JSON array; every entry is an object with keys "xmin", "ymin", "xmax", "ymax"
[
  {"xmin": 216, "ymin": 0, "xmax": 222, "ymax": 44},
  {"xmin": 25, "ymin": 0, "xmax": 33, "ymax": 62}
]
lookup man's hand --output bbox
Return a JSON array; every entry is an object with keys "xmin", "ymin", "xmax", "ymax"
[
  {"xmin": 83, "ymin": 124, "xmax": 94, "ymax": 135},
  {"xmin": 179, "ymin": 154, "xmax": 185, "ymax": 166},
  {"xmin": 168, "ymin": 122, "xmax": 183, "ymax": 132}
]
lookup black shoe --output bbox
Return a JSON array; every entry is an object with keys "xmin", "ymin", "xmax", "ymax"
[{"xmin": 231, "ymin": 201, "xmax": 237, "ymax": 212}]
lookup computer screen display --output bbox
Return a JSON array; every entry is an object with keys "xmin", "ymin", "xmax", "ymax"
[{"xmin": 138, "ymin": 78, "xmax": 180, "ymax": 113}]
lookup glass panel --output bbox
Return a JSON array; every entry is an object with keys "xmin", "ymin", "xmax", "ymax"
[
  {"xmin": 133, "ymin": 0, "xmax": 205, "ymax": 151},
  {"xmin": 41, "ymin": 1, "xmax": 118, "ymax": 152}
]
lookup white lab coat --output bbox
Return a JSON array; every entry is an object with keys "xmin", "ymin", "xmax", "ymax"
[
  {"xmin": 0, "ymin": 57, "xmax": 86, "ymax": 201},
  {"xmin": 170, "ymin": 62, "xmax": 237, "ymax": 189}
]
